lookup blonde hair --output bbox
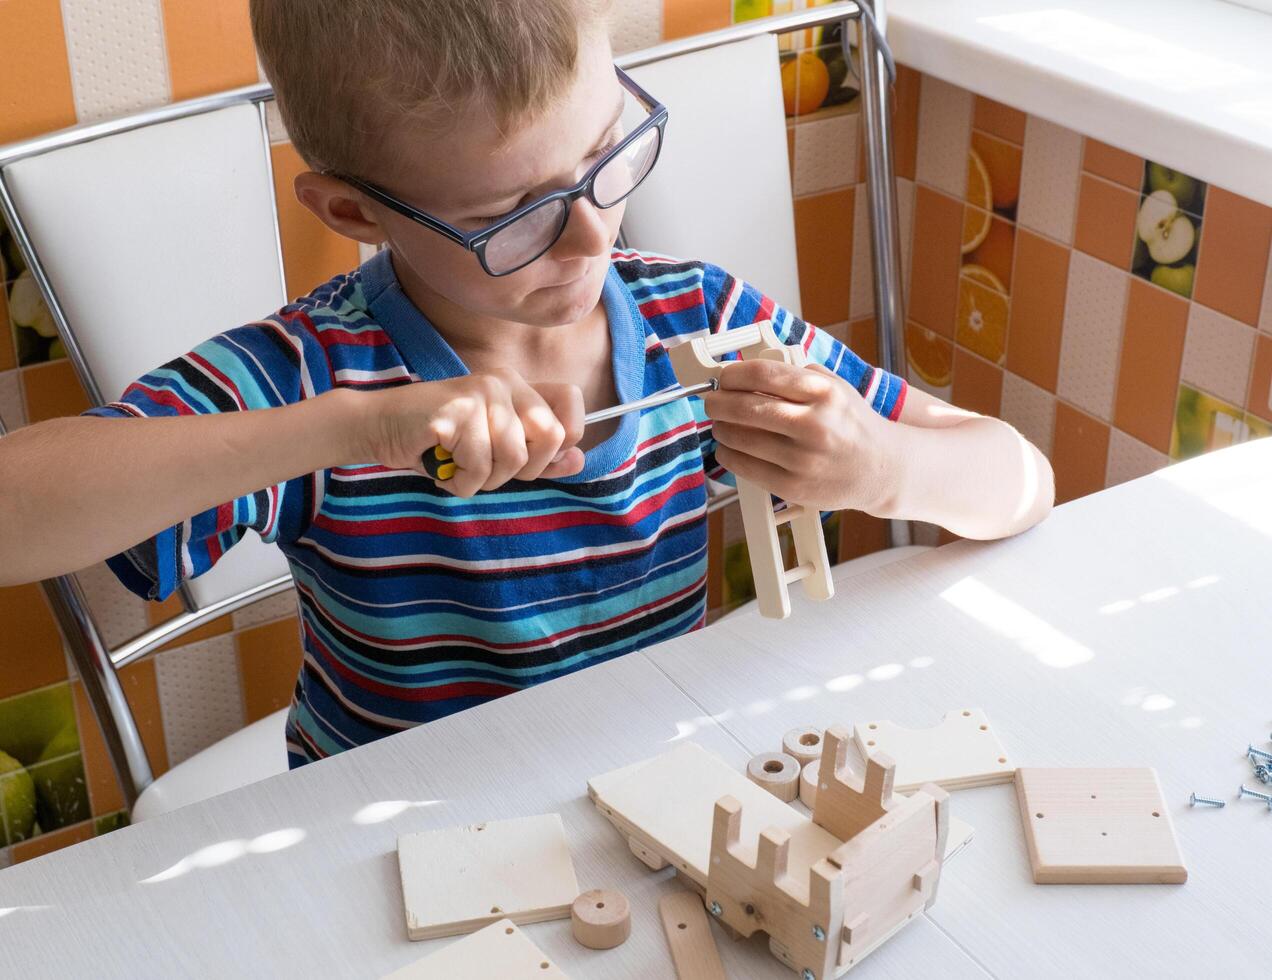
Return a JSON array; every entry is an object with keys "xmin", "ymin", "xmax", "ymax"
[{"xmin": 250, "ymin": 0, "xmax": 613, "ymax": 175}]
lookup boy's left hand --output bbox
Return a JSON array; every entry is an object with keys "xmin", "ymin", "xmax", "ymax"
[{"xmin": 702, "ymin": 359, "xmax": 894, "ymax": 513}]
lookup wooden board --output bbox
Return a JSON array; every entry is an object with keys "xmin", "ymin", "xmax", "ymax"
[
  {"xmin": 659, "ymin": 890, "xmax": 726, "ymax": 980},
  {"xmin": 588, "ymin": 741, "xmax": 843, "ymax": 891},
  {"xmin": 853, "ymin": 708, "xmax": 1014, "ymax": 792},
  {"xmin": 397, "ymin": 814, "xmax": 580, "ymax": 940},
  {"xmin": 381, "ymin": 919, "xmax": 569, "ymax": 979},
  {"xmin": 1015, "ymin": 768, "xmax": 1187, "ymax": 884}
]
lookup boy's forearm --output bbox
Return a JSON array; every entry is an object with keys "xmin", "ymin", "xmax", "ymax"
[
  {"xmin": 0, "ymin": 389, "xmax": 364, "ymax": 586},
  {"xmin": 873, "ymin": 415, "xmax": 1055, "ymax": 540}
]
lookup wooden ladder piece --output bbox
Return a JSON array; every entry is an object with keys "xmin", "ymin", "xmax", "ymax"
[
  {"xmin": 668, "ymin": 320, "xmax": 834, "ymax": 619},
  {"xmin": 660, "ymin": 890, "xmax": 727, "ymax": 980}
]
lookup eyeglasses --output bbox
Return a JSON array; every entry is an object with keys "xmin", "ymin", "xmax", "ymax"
[{"xmin": 329, "ymin": 66, "xmax": 667, "ymax": 277}]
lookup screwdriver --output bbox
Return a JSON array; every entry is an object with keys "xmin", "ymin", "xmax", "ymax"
[{"xmin": 422, "ymin": 378, "xmax": 720, "ymax": 480}]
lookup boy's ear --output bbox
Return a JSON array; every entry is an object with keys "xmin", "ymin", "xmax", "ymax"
[{"xmin": 293, "ymin": 171, "xmax": 387, "ymax": 246}]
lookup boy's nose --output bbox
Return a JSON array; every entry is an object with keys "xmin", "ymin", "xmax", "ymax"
[{"xmin": 551, "ymin": 197, "xmax": 612, "ymax": 261}]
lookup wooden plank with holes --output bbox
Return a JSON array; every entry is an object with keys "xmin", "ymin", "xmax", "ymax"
[
  {"xmin": 380, "ymin": 919, "xmax": 569, "ymax": 979},
  {"xmin": 852, "ymin": 708, "xmax": 1015, "ymax": 792},
  {"xmin": 660, "ymin": 890, "xmax": 727, "ymax": 980},
  {"xmin": 397, "ymin": 813, "xmax": 580, "ymax": 940}
]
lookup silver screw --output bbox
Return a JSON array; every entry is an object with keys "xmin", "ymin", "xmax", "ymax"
[
  {"xmin": 1247, "ymin": 745, "xmax": 1272, "ymax": 763},
  {"xmin": 802, "ymin": 971, "xmax": 815, "ymax": 980},
  {"xmin": 1237, "ymin": 784, "xmax": 1272, "ymax": 806},
  {"xmin": 709, "ymin": 901, "xmax": 722, "ymax": 917},
  {"xmin": 1255, "ymin": 765, "xmax": 1272, "ymax": 785},
  {"xmin": 1189, "ymin": 792, "xmax": 1225, "ymax": 808},
  {"xmin": 812, "ymin": 924, "xmax": 825, "ymax": 942}
]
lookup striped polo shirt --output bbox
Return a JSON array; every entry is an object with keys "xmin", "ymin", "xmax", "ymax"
[{"xmin": 86, "ymin": 248, "xmax": 906, "ymax": 767}]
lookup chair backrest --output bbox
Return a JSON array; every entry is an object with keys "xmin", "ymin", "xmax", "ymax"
[
  {"xmin": 620, "ymin": 33, "xmax": 802, "ymax": 317},
  {"xmin": 1, "ymin": 100, "xmax": 292, "ymax": 608}
]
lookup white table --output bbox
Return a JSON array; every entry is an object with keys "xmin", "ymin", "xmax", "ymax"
[{"xmin": 4, "ymin": 438, "xmax": 1271, "ymax": 978}]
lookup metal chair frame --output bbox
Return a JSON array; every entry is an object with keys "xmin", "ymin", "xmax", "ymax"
[{"xmin": 0, "ymin": 0, "xmax": 906, "ymax": 811}]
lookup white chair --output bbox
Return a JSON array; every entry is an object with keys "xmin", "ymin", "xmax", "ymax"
[{"xmin": 0, "ymin": 89, "xmax": 294, "ymax": 821}]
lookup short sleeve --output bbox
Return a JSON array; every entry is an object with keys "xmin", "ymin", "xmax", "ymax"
[
  {"xmin": 82, "ymin": 311, "xmax": 333, "ymax": 601},
  {"xmin": 693, "ymin": 266, "xmax": 908, "ymax": 486}
]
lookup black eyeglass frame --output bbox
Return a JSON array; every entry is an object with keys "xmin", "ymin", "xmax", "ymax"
[{"xmin": 327, "ymin": 66, "xmax": 668, "ymax": 277}]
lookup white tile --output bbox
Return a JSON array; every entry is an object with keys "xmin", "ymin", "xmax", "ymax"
[
  {"xmin": 1017, "ymin": 115, "xmax": 1083, "ymax": 245},
  {"xmin": 915, "ymin": 76, "xmax": 972, "ymax": 199},
  {"xmin": 794, "ymin": 111, "xmax": 858, "ymax": 197},
  {"xmin": 154, "ymin": 635, "xmax": 245, "ymax": 767},
  {"xmin": 607, "ymin": 0, "xmax": 662, "ymax": 55},
  {"xmin": 74, "ymin": 561, "xmax": 149, "ymax": 650},
  {"xmin": 1106, "ymin": 429, "xmax": 1169, "ymax": 487},
  {"xmin": 851, "ymin": 177, "xmax": 914, "ymax": 321},
  {"xmin": 1181, "ymin": 304, "xmax": 1255, "ymax": 406},
  {"xmin": 60, "ymin": 0, "xmax": 170, "ymax": 123},
  {"xmin": 1001, "ymin": 372, "xmax": 1056, "ymax": 455},
  {"xmin": 231, "ymin": 588, "xmax": 300, "ymax": 631},
  {"xmin": 1057, "ymin": 252, "xmax": 1129, "ymax": 421},
  {"xmin": 0, "ymin": 369, "xmax": 24, "ymax": 431},
  {"xmin": 1258, "ymin": 238, "xmax": 1272, "ymax": 334}
]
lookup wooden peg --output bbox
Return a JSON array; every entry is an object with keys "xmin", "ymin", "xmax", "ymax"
[
  {"xmin": 747, "ymin": 752, "xmax": 800, "ymax": 802},
  {"xmin": 571, "ymin": 889, "xmax": 631, "ymax": 950},
  {"xmin": 782, "ymin": 726, "xmax": 825, "ymax": 766}
]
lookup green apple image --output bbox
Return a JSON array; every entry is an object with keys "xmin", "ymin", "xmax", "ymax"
[
  {"xmin": 1151, "ymin": 263, "xmax": 1195, "ymax": 298},
  {"xmin": 1137, "ymin": 190, "xmax": 1195, "ymax": 265},
  {"xmin": 30, "ymin": 720, "xmax": 89, "ymax": 831},
  {"xmin": 1147, "ymin": 164, "xmax": 1198, "ymax": 212},
  {"xmin": 0, "ymin": 749, "xmax": 37, "ymax": 846},
  {"xmin": 0, "ymin": 684, "xmax": 76, "ymax": 765},
  {"xmin": 8, "ymin": 270, "xmax": 58, "ymax": 339}
]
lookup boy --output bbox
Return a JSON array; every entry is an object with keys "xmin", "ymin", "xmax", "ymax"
[{"xmin": 0, "ymin": 0, "xmax": 1053, "ymax": 768}]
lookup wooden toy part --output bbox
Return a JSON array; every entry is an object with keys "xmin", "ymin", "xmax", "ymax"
[
  {"xmin": 570, "ymin": 889, "xmax": 631, "ymax": 950},
  {"xmin": 811, "ymin": 726, "xmax": 900, "ymax": 843},
  {"xmin": 397, "ymin": 814, "xmax": 579, "ymax": 941},
  {"xmin": 659, "ymin": 890, "xmax": 726, "ymax": 980},
  {"xmin": 748, "ymin": 752, "xmax": 801, "ymax": 802},
  {"xmin": 783, "ymin": 726, "xmax": 825, "ymax": 767},
  {"xmin": 799, "ymin": 760, "xmax": 818, "ymax": 808},
  {"xmin": 1015, "ymin": 768, "xmax": 1187, "ymax": 884},
  {"xmin": 852, "ymin": 708, "xmax": 1014, "ymax": 792},
  {"xmin": 380, "ymin": 919, "xmax": 569, "ymax": 980},
  {"xmin": 668, "ymin": 321, "xmax": 834, "ymax": 619}
]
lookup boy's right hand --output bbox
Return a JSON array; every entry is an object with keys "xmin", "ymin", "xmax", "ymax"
[{"xmin": 356, "ymin": 369, "xmax": 587, "ymax": 497}]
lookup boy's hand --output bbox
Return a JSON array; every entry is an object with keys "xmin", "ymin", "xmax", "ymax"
[
  {"xmin": 359, "ymin": 370, "xmax": 586, "ymax": 497},
  {"xmin": 702, "ymin": 360, "xmax": 894, "ymax": 513}
]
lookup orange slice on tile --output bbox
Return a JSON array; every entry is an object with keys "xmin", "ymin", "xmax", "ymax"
[
  {"xmin": 906, "ymin": 321, "xmax": 953, "ymax": 388},
  {"xmin": 956, "ymin": 264, "xmax": 1009, "ymax": 365},
  {"xmin": 963, "ymin": 149, "xmax": 993, "ymax": 254}
]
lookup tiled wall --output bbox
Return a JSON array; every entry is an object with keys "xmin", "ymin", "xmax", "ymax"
[{"xmin": 3, "ymin": 0, "xmax": 1270, "ymax": 865}]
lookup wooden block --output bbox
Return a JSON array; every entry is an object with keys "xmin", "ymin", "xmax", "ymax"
[
  {"xmin": 397, "ymin": 814, "xmax": 580, "ymax": 940},
  {"xmin": 570, "ymin": 889, "xmax": 631, "ymax": 950},
  {"xmin": 380, "ymin": 919, "xmax": 569, "ymax": 979},
  {"xmin": 783, "ymin": 726, "xmax": 825, "ymax": 766},
  {"xmin": 811, "ymin": 726, "xmax": 898, "ymax": 842},
  {"xmin": 799, "ymin": 760, "xmax": 818, "ymax": 807},
  {"xmin": 659, "ymin": 890, "xmax": 726, "ymax": 980},
  {"xmin": 1015, "ymin": 768, "xmax": 1187, "ymax": 884},
  {"xmin": 747, "ymin": 751, "xmax": 800, "ymax": 802},
  {"xmin": 853, "ymin": 708, "xmax": 1014, "ymax": 792}
]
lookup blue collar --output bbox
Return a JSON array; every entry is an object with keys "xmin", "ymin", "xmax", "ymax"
[{"xmin": 359, "ymin": 249, "xmax": 644, "ymax": 482}]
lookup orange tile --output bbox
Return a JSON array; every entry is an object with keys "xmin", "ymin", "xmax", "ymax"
[
  {"xmin": 1114, "ymin": 278, "xmax": 1188, "ymax": 452},
  {"xmin": 71, "ymin": 681, "xmax": 126, "ymax": 817},
  {"xmin": 848, "ymin": 317, "xmax": 880, "ymax": 367},
  {"xmin": 838, "ymin": 509, "xmax": 888, "ymax": 563},
  {"xmin": 970, "ymin": 131, "xmax": 1022, "ymax": 216},
  {"xmin": 119, "ymin": 657, "xmax": 169, "ymax": 777},
  {"xmin": 161, "ymin": 0, "xmax": 259, "ymax": 101},
  {"xmin": 0, "ymin": 583, "xmax": 67, "ymax": 699},
  {"xmin": 794, "ymin": 186, "xmax": 854, "ymax": 326},
  {"xmin": 908, "ymin": 185, "xmax": 962, "ymax": 337},
  {"xmin": 1074, "ymin": 175, "xmax": 1138, "ymax": 269},
  {"xmin": 21, "ymin": 359, "xmax": 90, "ymax": 423},
  {"xmin": 10, "ymin": 818, "xmax": 94, "ymax": 864},
  {"xmin": 963, "ymin": 213, "xmax": 1015, "ymax": 293},
  {"xmin": 663, "ymin": 0, "xmax": 731, "ymax": 40},
  {"xmin": 1082, "ymin": 139, "xmax": 1144, "ymax": 189},
  {"xmin": 236, "ymin": 617, "xmax": 303, "ymax": 724},
  {"xmin": 972, "ymin": 96, "xmax": 1026, "ymax": 145},
  {"xmin": 1052, "ymin": 401, "xmax": 1110, "ymax": 504},
  {"xmin": 1246, "ymin": 333, "xmax": 1272, "ymax": 424},
  {"xmin": 893, "ymin": 65, "xmax": 921, "ymax": 182},
  {"xmin": 951, "ymin": 348, "xmax": 1003, "ymax": 418},
  {"xmin": 0, "ymin": 281, "xmax": 14, "ymax": 372},
  {"xmin": 0, "ymin": 0, "xmax": 76, "ymax": 144},
  {"xmin": 1006, "ymin": 230, "xmax": 1069, "ymax": 392},
  {"xmin": 1194, "ymin": 187, "xmax": 1272, "ymax": 327},
  {"xmin": 270, "ymin": 143, "xmax": 362, "ymax": 301}
]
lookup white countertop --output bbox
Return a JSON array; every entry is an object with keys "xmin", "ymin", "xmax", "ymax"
[
  {"xmin": 889, "ymin": 0, "xmax": 1272, "ymax": 206},
  {"xmin": 3, "ymin": 437, "xmax": 1272, "ymax": 977}
]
